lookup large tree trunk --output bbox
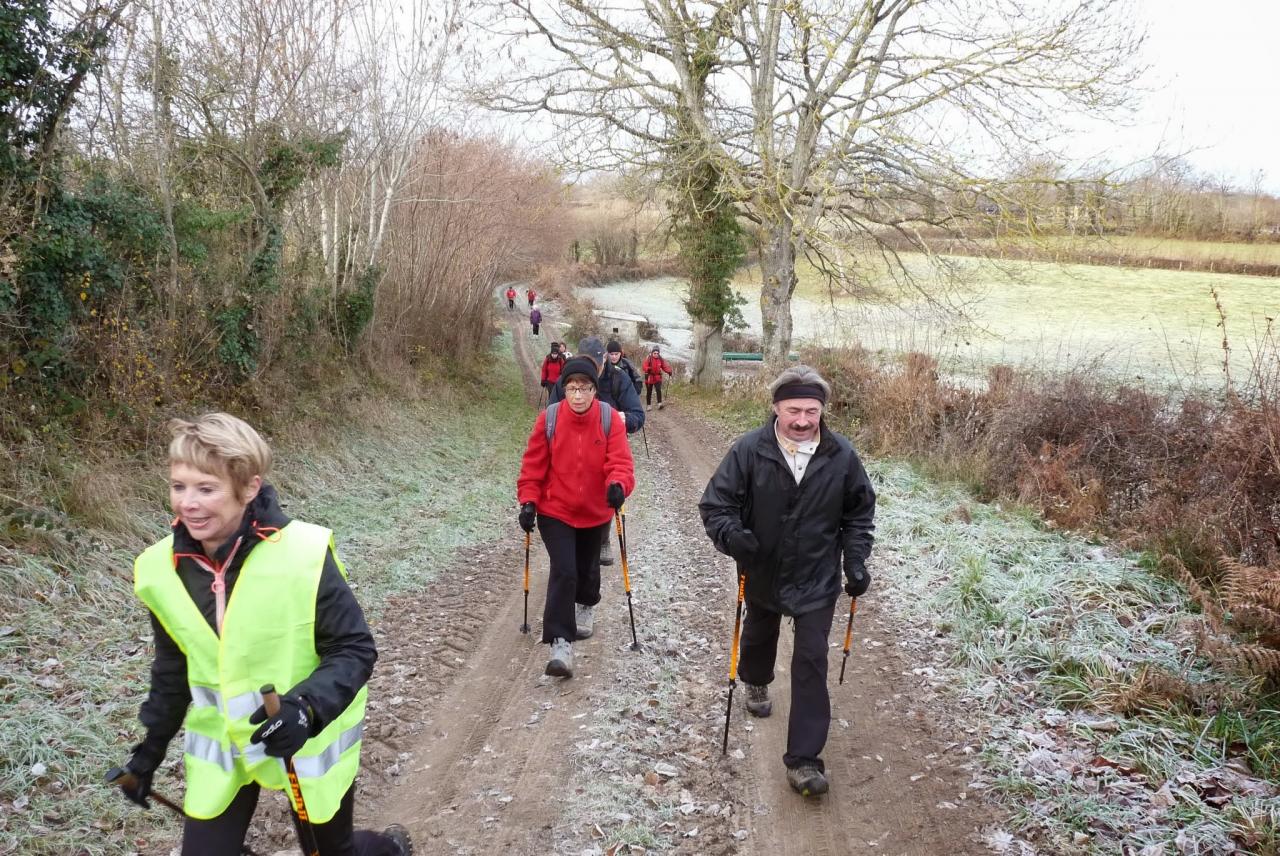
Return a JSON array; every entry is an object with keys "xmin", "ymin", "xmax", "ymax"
[
  {"xmin": 690, "ymin": 320, "xmax": 724, "ymax": 388},
  {"xmin": 760, "ymin": 218, "xmax": 797, "ymax": 366}
]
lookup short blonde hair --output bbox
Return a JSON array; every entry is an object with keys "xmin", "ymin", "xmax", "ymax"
[{"xmin": 168, "ymin": 413, "xmax": 271, "ymax": 495}]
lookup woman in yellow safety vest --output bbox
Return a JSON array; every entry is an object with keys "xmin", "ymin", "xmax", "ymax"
[{"xmin": 116, "ymin": 412, "xmax": 412, "ymax": 856}]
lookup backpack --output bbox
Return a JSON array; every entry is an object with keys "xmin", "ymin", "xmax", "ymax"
[
  {"xmin": 620, "ymin": 357, "xmax": 643, "ymax": 394},
  {"xmin": 545, "ymin": 401, "xmax": 614, "ymax": 442}
]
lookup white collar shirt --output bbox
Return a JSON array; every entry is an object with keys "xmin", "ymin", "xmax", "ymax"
[{"xmin": 774, "ymin": 423, "xmax": 820, "ymax": 484}]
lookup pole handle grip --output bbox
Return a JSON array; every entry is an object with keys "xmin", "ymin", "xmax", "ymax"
[{"xmin": 261, "ymin": 684, "xmax": 281, "ymax": 717}]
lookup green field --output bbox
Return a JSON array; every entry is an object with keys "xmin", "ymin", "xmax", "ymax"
[{"xmin": 732, "ymin": 253, "xmax": 1280, "ymax": 388}]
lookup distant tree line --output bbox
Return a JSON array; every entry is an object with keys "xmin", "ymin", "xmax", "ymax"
[{"xmin": 958, "ymin": 158, "xmax": 1280, "ymax": 242}]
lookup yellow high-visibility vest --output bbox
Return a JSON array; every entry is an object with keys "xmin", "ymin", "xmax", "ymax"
[{"xmin": 134, "ymin": 521, "xmax": 366, "ymax": 822}]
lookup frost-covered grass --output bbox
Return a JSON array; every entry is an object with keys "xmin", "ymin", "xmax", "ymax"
[
  {"xmin": 873, "ymin": 461, "xmax": 1278, "ymax": 854},
  {"xmin": 556, "ymin": 458, "xmax": 681, "ymax": 853},
  {"xmin": 271, "ymin": 332, "xmax": 532, "ymax": 607},
  {"xmin": 0, "ymin": 335, "xmax": 532, "ymax": 855}
]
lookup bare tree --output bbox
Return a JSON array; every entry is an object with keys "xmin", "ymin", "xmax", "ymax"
[{"xmin": 480, "ymin": 0, "xmax": 1143, "ymax": 364}]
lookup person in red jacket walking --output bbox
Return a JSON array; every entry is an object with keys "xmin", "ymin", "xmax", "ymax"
[
  {"xmin": 526, "ymin": 288, "xmax": 537, "ymax": 308},
  {"xmin": 505, "ymin": 286, "xmax": 517, "ymax": 310},
  {"xmin": 517, "ymin": 356, "xmax": 635, "ymax": 678},
  {"xmin": 642, "ymin": 346, "xmax": 674, "ymax": 410},
  {"xmin": 541, "ymin": 342, "xmax": 566, "ymax": 394}
]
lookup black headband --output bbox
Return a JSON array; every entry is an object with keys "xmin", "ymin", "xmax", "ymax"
[{"xmin": 772, "ymin": 382, "xmax": 827, "ymax": 404}]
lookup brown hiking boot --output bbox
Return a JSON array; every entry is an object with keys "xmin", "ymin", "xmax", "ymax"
[
  {"xmin": 787, "ymin": 765, "xmax": 829, "ymax": 797},
  {"xmin": 743, "ymin": 682, "xmax": 772, "ymax": 717}
]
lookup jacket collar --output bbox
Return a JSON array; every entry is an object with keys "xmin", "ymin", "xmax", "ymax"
[{"xmin": 756, "ymin": 415, "xmax": 836, "ymax": 463}]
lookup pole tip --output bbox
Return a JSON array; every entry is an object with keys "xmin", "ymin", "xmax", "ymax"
[{"xmin": 259, "ymin": 683, "xmax": 277, "ymax": 695}]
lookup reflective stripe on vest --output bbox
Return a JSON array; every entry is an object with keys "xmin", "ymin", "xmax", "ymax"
[{"xmin": 135, "ymin": 522, "xmax": 367, "ymax": 822}]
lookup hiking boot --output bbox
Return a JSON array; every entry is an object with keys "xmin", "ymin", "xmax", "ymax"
[
  {"xmin": 383, "ymin": 824, "xmax": 413, "ymax": 855},
  {"xmin": 645, "ymin": 404, "xmax": 653, "ymax": 411},
  {"xmin": 600, "ymin": 540, "xmax": 614, "ymax": 566},
  {"xmin": 575, "ymin": 604, "xmax": 595, "ymax": 639},
  {"xmin": 657, "ymin": 401, "xmax": 665, "ymax": 410},
  {"xmin": 787, "ymin": 765, "xmax": 829, "ymax": 797},
  {"xmin": 743, "ymin": 682, "xmax": 772, "ymax": 717},
  {"xmin": 546, "ymin": 638, "xmax": 574, "ymax": 677}
]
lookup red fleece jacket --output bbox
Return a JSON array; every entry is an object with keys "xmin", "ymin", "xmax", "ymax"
[
  {"xmin": 541, "ymin": 355, "xmax": 565, "ymax": 385},
  {"xmin": 517, "ymin": 399, "xmax": 636, "ymax": 528}
]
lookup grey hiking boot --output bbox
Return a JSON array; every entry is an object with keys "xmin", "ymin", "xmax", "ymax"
[
  {"xmin": 575, "ymin": 603, "xmax": 595, "ymax": 639},
  {"xmin": 787, "ymin": 765, "xmax": 829, "ymax": 797},
  {"xmin": 383, "ymin": 824, "xmax": 413, "ymax": 855},
  {"xmin": 743, "ymin": 682, "xmax": 772, "ymax": 717},
  {"xmin": 546, "ymin": 637, "xmax": 574, "ymax": 677},
  {"xmin": 600, "ymin": 540, "xmax": 614, "ymax": 566},
  {"xmin": 658, "ymin": 401, "xmax": 665, "ymax": 410}
]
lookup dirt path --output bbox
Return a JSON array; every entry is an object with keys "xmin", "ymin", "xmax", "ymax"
[{"xmin": 351, "ymin": 300, "xmax": 1002, "ymax": 854}]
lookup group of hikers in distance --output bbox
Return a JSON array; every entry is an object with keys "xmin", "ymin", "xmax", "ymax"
[{"xmin": 111, "ymin": 295, "xmax": 877, "ymax": 855}]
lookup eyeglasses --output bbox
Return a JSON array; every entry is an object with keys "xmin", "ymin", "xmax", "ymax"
[{"xmin": 564, "ymin": 385, "xmax": 595, "ymax": 396}]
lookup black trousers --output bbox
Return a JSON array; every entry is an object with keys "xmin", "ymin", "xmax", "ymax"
[
  {"xmin": 507, "ymin": 298, "xmax": 515, "ymax": 309},
  {"xmin": 645, "ymin": 382, "xmax": 663, "ymax": 405},
  {"xmin": 532, "ymin": 323, "xmax": 540, "ymax": 335},
  {"xmin": 181, "ymin": 782, "xmax": 399, "ymax": 856},
  {"xmin": 737, "ymin": 600, "xmax": 836, "ymax": 771},
  {"xmin": 537, "ymin": 515, "xmax": 609, "ymax": 643}
]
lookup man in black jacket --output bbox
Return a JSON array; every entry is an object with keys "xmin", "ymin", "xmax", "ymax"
[
  {"xmin": 699, "ymin": 365, "xmax": 876, "ymax": 797},
  {"xmin": 548, "ymin": 336, "xmax": 645, "ymax": 435}
]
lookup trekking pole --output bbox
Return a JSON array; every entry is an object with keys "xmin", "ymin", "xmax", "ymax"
[
  {"xmin": 640, "ymin": 424, "xmax": 649, "ymax": 458},
  {"xmin": 722, "ymin": 570, "xmax": 746, "ymax": 755},
  {"xmin": 261, "ymin": 685, "xmax": 321, "ymax": 856},
  {"xmin": 105, "ymin": 768, "xmax": 263, "ymax": 856},
  {"xmin": 838, "ymin": 598, "xmax": 859, "ymax": 685},
  {"xmin": 520, "ymin": 530, "xmax": 532, "ymax": 634},
  {"xmin": 614, "ymin": 507, "xmax": 641, "ymax": 651}
]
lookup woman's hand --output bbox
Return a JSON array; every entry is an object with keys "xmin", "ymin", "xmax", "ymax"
[
  {"xmin": 248, "ymin": 694, "xmax": 312, "ymax": 758},
  {"xmin": 606, "ymin": 483, "xmax": 626, "ymax": 510},
  {"xmin": 519, "ymin": 502, "xmax": 537, "ymax": 532}
]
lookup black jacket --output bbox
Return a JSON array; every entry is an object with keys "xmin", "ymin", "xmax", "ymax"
[
  {"xmin": 548, "ymin": 361, "xmax": 646, "ymax": 434},
  {"xmin": 616, "ymin": 356, "xmax": 643, "ymax": 394},
  {"xmin": 136, "ymin": 485, "xmax": 377, "ymax": 759},
  {"xmin": 699, "ymin": 417, "xmax": 876, "ymax": 615}
]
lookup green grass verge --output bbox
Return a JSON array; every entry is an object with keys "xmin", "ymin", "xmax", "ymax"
[
  {"xmin": 0, "ymin": 333, "xmax": 533, "ymax": 855},
  {"xmin": 874, "ymin": 461, "xmax": 1278, "ymax": 852}
]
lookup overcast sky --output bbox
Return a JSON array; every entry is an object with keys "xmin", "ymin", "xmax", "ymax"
[{"xmin": 1101, "ymin": 0, "xmax": 1280, "ymax": 191}]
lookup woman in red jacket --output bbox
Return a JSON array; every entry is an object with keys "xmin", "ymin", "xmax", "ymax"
[
  {"xmin": 642, "ymin": 346, "xmax": 674, "ymax": 410},
  {"xmin": 540, "ymin": 342, "xmax": 566, "ymax": 393},
  {"xmin": 517, "ymin": 357, "xmax": 635, "ymax": 678}
]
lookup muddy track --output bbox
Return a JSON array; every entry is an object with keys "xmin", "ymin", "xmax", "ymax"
[{"xmin": 349, "ymin": 293, "xmax": 1001, "ymax": 855}]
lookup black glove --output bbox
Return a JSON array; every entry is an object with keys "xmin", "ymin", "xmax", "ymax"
[
  {"xmin": 118, "ymin": 739, "xmax": 163, "ymax": 808},
  {"xmin": 845, "ymin": 565, "xmax": 871, "ymax": 598},
  {"xmin": 726, "ymin": 529, "xmax": 759, "ymax": 563},
  {"xmin": 606, "ymin": 482, "xmax": 626, "ymax": 510},
  {"xmin": 519, "ymin": 502, "xmax": 537, "ymax": 532},
  {"xmin": 248, "ymin": 694, "xmax": 312, "ymax": 758}
]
